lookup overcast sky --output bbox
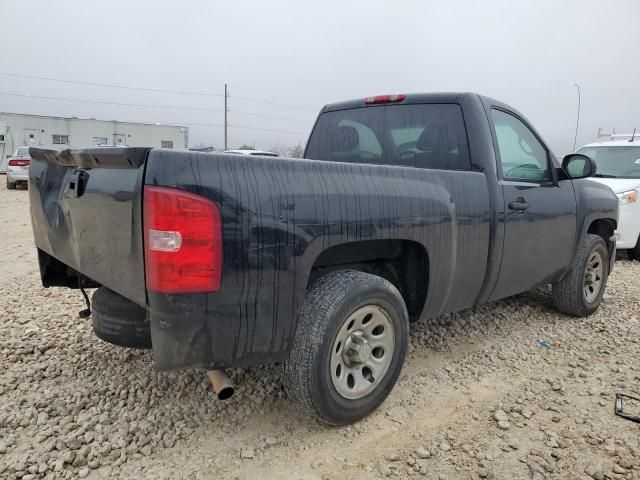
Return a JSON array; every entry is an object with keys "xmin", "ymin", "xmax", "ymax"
[{"xmin": 1, "ymin": 0, "xmax": 638, "ymax": 154}]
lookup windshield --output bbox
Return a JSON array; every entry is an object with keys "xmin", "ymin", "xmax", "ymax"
[
  {"xmin": 576, "ymin": 146, "xmax": 640, "ymax": 178},
  {"xmin": 15, "ymin": 147, "xmax": 30, "ymax": 157}
]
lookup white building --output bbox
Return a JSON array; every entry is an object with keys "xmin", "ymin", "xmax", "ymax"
[{"xmin": 0, "ymin": 112, "xmax": 189, "ymax": 171}]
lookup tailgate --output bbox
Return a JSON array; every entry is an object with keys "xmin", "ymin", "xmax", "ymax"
[{"xmin": 29, "ymin": 147, "xmax": 149, "ymax": 306}]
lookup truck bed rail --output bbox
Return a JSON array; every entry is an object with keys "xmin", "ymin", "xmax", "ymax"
[{"xmin": 29, "ymin": 147, "xmax": 148, "ymax": 169}]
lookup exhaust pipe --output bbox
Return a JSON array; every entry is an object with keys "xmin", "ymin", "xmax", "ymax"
[{"xmin": 206, "ymin": 369, "xmax": 235, "ymax": 400}]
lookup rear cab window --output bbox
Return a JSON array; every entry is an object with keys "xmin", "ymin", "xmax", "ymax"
[{"xmin": 306, "ymin": 104, "xmax": 471, "ymax": 171}]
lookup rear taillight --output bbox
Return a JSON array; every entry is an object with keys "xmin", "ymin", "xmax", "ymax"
[
  {"xmin": 363, "ymin": 94, "xmax": 406, "ymax": 105},
  {"xmin": 143, "ymin": 186, "xmax": 222, "ymax": 294},
  {"xmin": 9, "ymin": 159, "xmax": 29, "ymax": 167}
]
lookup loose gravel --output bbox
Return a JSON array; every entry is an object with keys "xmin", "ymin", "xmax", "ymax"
[{"xmin": 1, "ymin": 182, "xmax": 639, "ymax": 480}]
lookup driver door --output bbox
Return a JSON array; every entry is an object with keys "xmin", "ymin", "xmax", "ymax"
[{"xmin": 489, "ymin": 108, "xmax": 577, "ymax": 301}]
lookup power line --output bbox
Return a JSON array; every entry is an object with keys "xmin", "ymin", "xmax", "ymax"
[
  {"xmin": 0, "ymin": 92, "xmax": 308, "ymax": 134},
  {"xmin": 0, "ymin": 91, "xmax": 223, "ymax": 112},
  {"xmin": 0, "ymin": 72, "xmax": 315, "ymax": 138},
  {"xmin": 224, "ymin": 83, "xmax": 228, "ymax": 150},
  {"xmin": 178, "ymin": 122, "xmax": 225, "ymax": 127},
  {"xmin": 0, "ymin": 71, "xmax": 316, "ymax": 111},
  {"xmin": 0, "ymin": 71, "xmax": 223, "ymax": 97},
  {"xmin": 231, "ymin": 124, "xmax": 309, "ymax": 135},
  {"xmin": 230, "ymin": 95, "xmax": 317, "ymax": 111},
  {"xmin": 176, "ymin": 121, "xmax": 307, "ymax": 135},
  {"xmin": 229, "ymin": 110, "xmax": 313, "ymax": 123}
]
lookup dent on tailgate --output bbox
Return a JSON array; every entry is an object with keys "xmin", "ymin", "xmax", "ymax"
[{"xmin": 29, "ymin": 147, "xmax": 150, "ymax": 307}]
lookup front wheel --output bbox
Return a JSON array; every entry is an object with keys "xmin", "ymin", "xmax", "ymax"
[
  {"xmin": 552, "ymin": 234, "xmax": 609, "ymax": 317},
  {"xmin": 284, "ymin": 270, "xmax": 409, "ymax": 425},
  {"xmin": 629, "ymin": 236, "xmax": 640, "ymax": 261}
]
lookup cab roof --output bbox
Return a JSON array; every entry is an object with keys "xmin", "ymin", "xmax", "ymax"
[{"xmin": 320, "ymin": 92, "xmax": 490, "ymax": 113}]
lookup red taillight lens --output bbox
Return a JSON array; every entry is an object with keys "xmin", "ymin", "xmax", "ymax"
[
  {"xmin": 363, "ymin": 94, "xmax": 406, "ymax": 105},
  {"xmin": 143, "ymin": 186, "xmax": 222, "ymax": 294},
  {"xmin": 9, "ymin": 159, "xmax": 29, "ymax": 167}
]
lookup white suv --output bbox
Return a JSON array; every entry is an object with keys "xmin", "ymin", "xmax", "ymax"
[{"xmin": 577, "ymin": 137, "xmax": 640, "ymax": 259}]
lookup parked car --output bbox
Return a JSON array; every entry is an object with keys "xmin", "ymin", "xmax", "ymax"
[
  {"xmin": 6, "ymin": 146, "xmax": 31, "ymax": 189},
  {"xmin": 223, "ymin": 149, "xmax": 278, "ymax": 157},
  {"xmin": 576, "ymin": 138, "xmax": 640, "ymax": 259},
  {"xmin": 28, "ymin": 93, "xmax": 617, "ymax": 425}
]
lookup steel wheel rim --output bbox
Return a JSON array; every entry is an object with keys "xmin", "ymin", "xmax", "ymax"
[
  {"xmin": 583, "ymin": 250, "xmax": 604, "ymax": 303},
  {"xmin": 330, "ymin": 305, "xmax": 395, "ymax": 400}
]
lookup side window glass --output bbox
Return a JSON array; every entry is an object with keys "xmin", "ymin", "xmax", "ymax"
[{"xmin": 491, "ymin": 109, "xmax": 550, "ymax": 182}]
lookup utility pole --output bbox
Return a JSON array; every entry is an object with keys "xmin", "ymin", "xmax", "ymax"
[
  {"xmin": 224, "ymin": 83, "xmax": 228, "ymax": 150},
  {"xmin": 572, "ymin": 83, "xmax": 581, "ymax": 152}
]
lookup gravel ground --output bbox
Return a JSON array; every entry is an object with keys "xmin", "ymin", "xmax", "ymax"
[{"xmin": 1, "ymin": 181, "xmax": 639, "ymax": 480}]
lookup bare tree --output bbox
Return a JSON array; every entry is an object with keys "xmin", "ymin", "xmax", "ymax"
[
  {"xmin": 190, "ymin": 141, "xmax": 217, "ymax": 152},
  {"xmin": 269, "ymin": 142, "xmax": 288, "ymax": 157},
  {"xmin": 288, "ymin": 142, "xmax": 305, "ymax": 158}
]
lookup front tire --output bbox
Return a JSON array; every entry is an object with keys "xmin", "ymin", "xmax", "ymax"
[
  {"xmin": 629, "ymin": 236, "xmax": 640, "ymax": 261},
  {"xmin": 284, "ymin": 270, "xmax": 409, "ymax": 425},
  {"xmin": 552, "ymin": 234, "xmax": 609, "ymax": 317}
]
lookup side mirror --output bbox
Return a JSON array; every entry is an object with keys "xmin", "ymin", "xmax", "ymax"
[
  {"xmin": 6, "ymin": 155, "xmax": 11, "ymax": 159},
  {"xmin": 562, "ymin": 153, "xmax": 596, "ymax": 179}
]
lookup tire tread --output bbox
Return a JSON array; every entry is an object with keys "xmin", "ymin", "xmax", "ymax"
[
  {"xmin": 91, "ymin": 287, "xmax": 151, "ymax": 349},
  {"xmin": 284, "ymin": 270, "xmax": 408, "ymax": 425},
  {"xmin": 552, "ymin": 234, "xmax": 608, "ymax": 317},
  {"xmin": 629, "ymin": 237, "xmax": 640, "ymax": 261}
]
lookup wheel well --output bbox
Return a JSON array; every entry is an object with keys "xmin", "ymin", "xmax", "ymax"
[
  {"xmin": 587, "ymin": 219, "xmax": 616, "ymax": 250},
  {"xmin": 307, "ymin": 240, "xmax": 429, "ymax": 321}
]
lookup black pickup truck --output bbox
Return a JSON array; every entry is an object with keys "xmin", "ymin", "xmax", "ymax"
[{"xmin": 29, "ymin": 93, "xmax": 617, "ymax": 425}]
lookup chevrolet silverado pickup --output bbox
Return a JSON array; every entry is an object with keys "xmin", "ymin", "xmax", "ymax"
[{"xmin": 29, "ymin": 92, "xmax": 618, "ymax": 425}]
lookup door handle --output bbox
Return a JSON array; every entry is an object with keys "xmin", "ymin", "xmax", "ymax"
[{"xmin": 508, "ymin": 197, "xmax": 530, "ymax": 211}]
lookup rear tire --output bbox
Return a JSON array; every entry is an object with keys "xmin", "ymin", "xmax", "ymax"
[
  {"xmin": 6, "ymin": 179, "xmax": 16, "ymax": 190},
  {"xmin": 552, "ymin": 234, "xmax": 609, "ymax": 317},
  {"xmin": 284, "ymin": 270, "xmax": 409, "ymax": 425},
  {"xmin": 91, "ymin": 287, "xmax": 151, "ymax": 349}
]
